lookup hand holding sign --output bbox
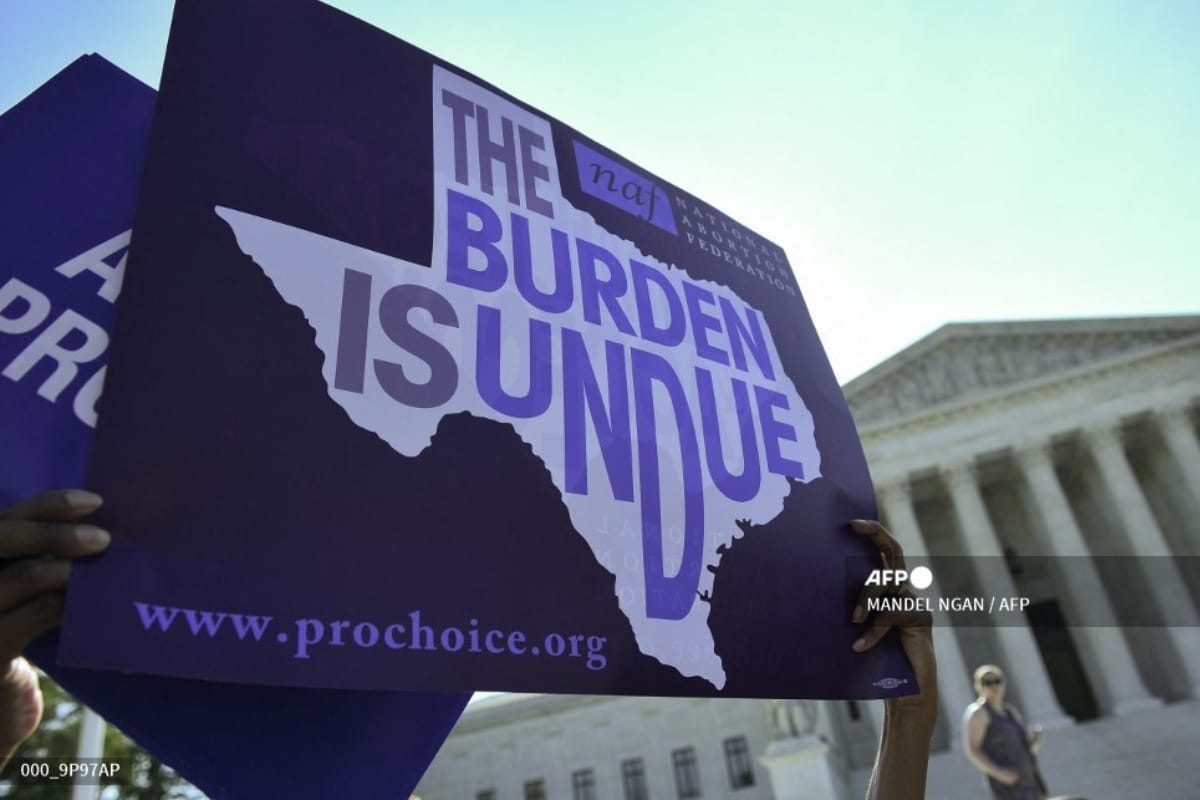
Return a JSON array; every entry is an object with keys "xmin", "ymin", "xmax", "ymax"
[
  {"xmin": 850, "ymin": 519, "xmax": 938, "ymax": 800},
  {"xmin": 850, "ymin": 519, "xmax": 937, "ymax": 719},
  {"xmin": 0, "ymin": 489, "xmax": 109, "ymax": 767},
  {"xmin": 58, "ymin": 0, "xmax": 913, "ymax": 701}
]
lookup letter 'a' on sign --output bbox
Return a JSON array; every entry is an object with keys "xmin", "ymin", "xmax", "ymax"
[{"xmin": 60, "ymin": 0, "xmax": 913, "ymax": 701}]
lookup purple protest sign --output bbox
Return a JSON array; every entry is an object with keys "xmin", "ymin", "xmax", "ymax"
[
  {"xmin": 59, "ymin": 0, "xmax": 913, "ymax": 701},
  {"xmin": 0, "ymin": 54, "xmax": 466, "ymax": 799}
]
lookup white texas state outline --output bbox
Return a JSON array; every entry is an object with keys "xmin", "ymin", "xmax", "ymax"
[{"xmin": 216, "ymin": 66, "xmax": 821, "ymax": 689}]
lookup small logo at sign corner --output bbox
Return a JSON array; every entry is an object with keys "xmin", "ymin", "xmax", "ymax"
[
  {"xmin": 872, "ymin": 677, "xmax": 910, "ymax": 690},
  {"xmin": 572, "ymin": 139, "xmax": 677, "ymax": 236}
]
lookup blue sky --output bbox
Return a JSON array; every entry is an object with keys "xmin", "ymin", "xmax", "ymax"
[{"xmin": 3, "ymin": 1, "xmax": 1198, "ymax": 381}]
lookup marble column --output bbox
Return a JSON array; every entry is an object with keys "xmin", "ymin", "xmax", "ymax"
[
  {"xmin": 1084, "ymin": 422, "xmax": 1200, "ymax": 694},
  {"xmin": 942, "ymin": 459, "xmax": 1073, "ymax": 728},
  {"xmin": 1157, "ymin": 403, "xmax": 1200, "ymax": 533},
  {"xmin": 1015, "ymin": 440, "xmax": 1160, "ymax": 714},
  {"xmin": 876, "ymin": 481, "xmax": 976, "ymax": 743}
]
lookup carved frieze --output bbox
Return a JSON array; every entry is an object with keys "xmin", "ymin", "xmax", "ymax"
[{"xmin": 845, "ymin": 323, "xmax": 1199, "ymax": 426}]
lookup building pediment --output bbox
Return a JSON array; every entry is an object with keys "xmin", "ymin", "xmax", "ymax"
[{"xmin": 842, "ymin": 315, "xmax": 1200, "ymax": 427}]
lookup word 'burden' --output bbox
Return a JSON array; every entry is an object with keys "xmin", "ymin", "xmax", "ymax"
[{"xmin": 324, "ymin": 188, "xmax": 806, "ymax": 620}]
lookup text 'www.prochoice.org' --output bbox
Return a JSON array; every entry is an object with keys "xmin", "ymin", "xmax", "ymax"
[{"xmin": 132, "ymin": 602, "xmax": 609, "ymax": 670}]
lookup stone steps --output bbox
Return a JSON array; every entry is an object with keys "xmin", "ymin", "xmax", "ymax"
[{"xmin": 850, "ymin": 699, "xmax": 1200, "ymax": 799}]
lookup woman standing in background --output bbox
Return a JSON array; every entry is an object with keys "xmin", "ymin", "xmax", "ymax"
[{"xmin": 963, "ymin": 664, "xmax": 1055, "ymax": 800}]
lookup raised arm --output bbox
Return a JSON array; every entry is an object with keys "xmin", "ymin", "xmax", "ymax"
[{"xmin": 849, "ymin": 519, "xmax": 938, "ymax": 800}]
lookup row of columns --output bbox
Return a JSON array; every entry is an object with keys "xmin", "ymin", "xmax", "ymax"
[
  {"xmin": 862, "ymin": 401, "xmax": 1200, "ymax": 745},
  {"xmin": 1017, "ymin": 443, "xmax": 1161, "ymax": 715},
  {"xmin": 1087, "ymin": 422, "xmax": 1200, "ymax": 681}
]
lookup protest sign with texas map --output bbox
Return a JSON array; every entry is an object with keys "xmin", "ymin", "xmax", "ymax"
[{"xmin": 60, "ymin": 0, "xmax": 914, "ymax": 699}]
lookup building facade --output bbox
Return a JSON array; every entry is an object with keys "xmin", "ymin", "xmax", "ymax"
[
  {"xmin": 416, "ymin": 693, "xmax": 780, "ymax": 800},
  {"xmin": 416, "ymin": 315, "xmax": 1200, "ymax": 799}
]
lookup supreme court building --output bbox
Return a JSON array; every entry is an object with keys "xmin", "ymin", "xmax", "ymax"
[{"xmin": 415, "ymin": 315, "xmax": 1200, "ymax": 800}]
